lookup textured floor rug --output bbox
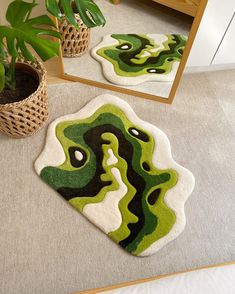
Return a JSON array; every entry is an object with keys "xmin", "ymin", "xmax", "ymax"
[
  {"xmin": 91, "ymin": 34, "xmax": 187, "ymax": 85},
  {"xmin": 35, "ymin": 94, "xmax": 194, "ymax": 256}
]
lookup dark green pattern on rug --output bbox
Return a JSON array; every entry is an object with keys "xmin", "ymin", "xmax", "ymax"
[{"xmin": 96, "ymin": 34, "xmax": 186, "ymax": 77}]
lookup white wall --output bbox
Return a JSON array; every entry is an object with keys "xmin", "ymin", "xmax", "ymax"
[{"xmin": 0, "ymin": 0, "xmax": 46, "ymax": 24}]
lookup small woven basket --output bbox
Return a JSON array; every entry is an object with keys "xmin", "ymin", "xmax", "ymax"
[
  {"xmin": 58, "ymin": 14, "xmax": 90, "ymax": 58},
  {"xmin": 0, "ymin": 60, "xmax": 48, "ymax": 138}
]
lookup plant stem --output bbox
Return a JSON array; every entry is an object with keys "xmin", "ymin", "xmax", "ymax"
[{"xmin": 9, "ymin": 56, "xmax": 16, "ymax": 90}]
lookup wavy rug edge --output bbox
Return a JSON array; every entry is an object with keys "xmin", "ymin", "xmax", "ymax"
[{"xmin": 35, "ymin": 94, "xmax": 195, "ymax": 257}]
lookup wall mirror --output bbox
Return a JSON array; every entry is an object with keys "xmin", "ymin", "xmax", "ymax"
[{"xmin": 59, "ymin": 0, "xmax": 208, "ymax": 103}]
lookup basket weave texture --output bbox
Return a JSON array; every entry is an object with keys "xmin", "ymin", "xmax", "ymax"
[
  {"xmin": 0, "ymin": 60, "xmax": 48, "ymax": 138},
  {"xmin": 58, "ymin": 14, "xmax": 90, "ymax": 57}
]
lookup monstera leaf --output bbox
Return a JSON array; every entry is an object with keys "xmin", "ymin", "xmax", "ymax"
[
  {"xmin": 0, "ymin": 0, "xmax": 60, "ymax": 62},
  {"xmin": 46, "ymin": 0, "xmax": 106, "ymax": 29},
  {"xmin": 0, "ymin": 63, "xmax": 5, "ymax": 92},
  {"xmin": 0, "ymin": 41, "xmax": 7, "ymax": 91}
]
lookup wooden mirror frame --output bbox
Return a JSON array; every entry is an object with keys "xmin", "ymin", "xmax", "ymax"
[{"xmin": 57, "ymin": 0, "xmax": 208, "ymax": 104}]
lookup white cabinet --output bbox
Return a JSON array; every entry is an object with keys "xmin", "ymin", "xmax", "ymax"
[
  {"xmin": 187, "ymin": 0, "xmax": 235, "ymax": 67},
  {"xmin": 212, "ymin": 14, "xmax": 235, "ymax": 65}
]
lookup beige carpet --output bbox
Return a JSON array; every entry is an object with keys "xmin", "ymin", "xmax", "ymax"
[{"xmin": 0, "ymin": 70, "xmax": 235, "ymax": 294}]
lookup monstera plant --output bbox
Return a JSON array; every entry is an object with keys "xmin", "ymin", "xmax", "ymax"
[
  {"xmin": 46, "ymin": 0, "xmax": 106, "ymax": 57},
  {"xmin": 0, "ymin": 0, "xmax": 60, "ymax": 138},
  {"xmin": 46, "ymin": 0, "xmax": 106, "ymax": 29},
  {"xmin": 0, "ymin": 0, "xmax": 106, "ymax": 138}
]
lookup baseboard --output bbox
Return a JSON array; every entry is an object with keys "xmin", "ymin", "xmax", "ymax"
[{"xmin": 185, "ymin": 63, "xmax": 235, "ymax": 73}]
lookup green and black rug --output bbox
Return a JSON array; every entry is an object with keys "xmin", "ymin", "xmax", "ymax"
[
  {"xmin": 35, "ymin": 94, "xmax": 194, "ymax": 256},
  {"xmin": 91, "ymin": 34, "xmax": 187, "ymax": 86}
]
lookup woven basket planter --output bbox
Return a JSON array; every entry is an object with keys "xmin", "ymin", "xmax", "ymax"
[
  {"xmin": 0, "ymin": 60, "xmax": 48, "ymax": 138},
  {"xmin": 58, "ymin": 14, "xmax": 90, "ymax": 58}
]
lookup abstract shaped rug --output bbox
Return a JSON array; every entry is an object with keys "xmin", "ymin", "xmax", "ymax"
[
  {"xmin": 35, "ymin": 94, "xmax": 194, "ymax": 256},
  {"xmin": 91, "ymin": 34, "xmax": 187, "ymax": 86}
]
